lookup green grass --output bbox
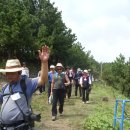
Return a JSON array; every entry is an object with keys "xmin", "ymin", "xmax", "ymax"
[
  {"xmin": 0, "ymin": 78, "xmax": 130, "ymax": 129},
  {"xmin": 0, "ymin": 81, "xmax": 128, "ymax": 130}
]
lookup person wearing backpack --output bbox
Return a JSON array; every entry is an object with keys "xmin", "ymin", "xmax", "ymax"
[
  {"xmin": 73, "ymin": 68, "xmax": 82, "ymax": 97},
  {"xmin": 21, "ymin": 62, "xmax": 29, "ymax": 79},
  {"xmin": 50, "ymin": 63, "xmax": 70, "ymax": 121},
  {"xmin": 0, "ymin": 45, "xmax": 50, "ymax": 130},
  {"xmin": 48, "ymin": 65, "xmax": 56, "ymax": 103},
  {"xmin": 80, "ymin": 69, "xmax": 92, "ymax": 104},
  {"xmin": 65, "ymin": 66, "xmax": 73, "ymax": 99}
]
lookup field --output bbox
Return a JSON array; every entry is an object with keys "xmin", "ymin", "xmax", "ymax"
[{"xmin": 31, "ymin": 82, "xmax": 130, "ymax": 130}]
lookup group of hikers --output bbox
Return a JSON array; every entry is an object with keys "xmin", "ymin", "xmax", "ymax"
[
  {"xmin": 47, "ymin": 63, "xmax": 92, "ymax": 121},
  {"xmin": 0, "ymin": 45, "xmax": 92, "ymax": 130}
]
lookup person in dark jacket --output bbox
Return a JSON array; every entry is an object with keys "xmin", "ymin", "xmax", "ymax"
[
  {"xmin": 73, "ymin": 68, "xmax": 82, "ymax": 97},
  {"xmin": 65, "ymin": 66, "xmax": 73, "ymax": 99}
]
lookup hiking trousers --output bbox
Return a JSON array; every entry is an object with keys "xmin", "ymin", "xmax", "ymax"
[
  {"xmin": 82, "ymin": 87, "xmax": 90, "ymax": 102},
  {"xmin": 65, "ymin": 84, "xmax": 72, "ymax": 99},
  {"xmin": 52, "ymin": 89, "xmax": 65, "ymax": 116},
  {"xmin": 75, "ymin": 83, "xmax": 82, "ymax": 97}
]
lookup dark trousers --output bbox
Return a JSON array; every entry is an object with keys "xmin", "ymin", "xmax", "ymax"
[
  {"xmin": 65, "ymin": 84, "xmax": 72, "ymax": 99},
  {"xmin": 52, "ymin": 89, "xmax": 65, "ymax": 116},
  {"xmin": 82, "ymin": 87, "xmax": 90, "ymax": 102},
  {"xmin": 39, "ymin": 85, "xmax": 45, "ymax": 93},
  {"xmin": 75, "ymin": 83, "xmax": 82, "ymax": 97},
  {"xmin": 48, "ymin": 82, "xmax": 51, "ymax": 101}
]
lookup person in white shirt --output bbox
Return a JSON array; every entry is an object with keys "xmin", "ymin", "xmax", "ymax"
[
  {"xmin": 21, "ymin": 62, "xmax": 29, "ymax": 79},
  {"xmin": 80, "ymin": 69, "xmax": 92, "ymax": 104}
]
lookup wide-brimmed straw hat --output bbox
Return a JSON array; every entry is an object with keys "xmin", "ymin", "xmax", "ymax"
[
  {"xmin": 56, "ymin": 63, "xmax": 63, "ymax": 68},
  {"xmin": 0, "ymin": 59, "xmax": 23, "ymax": 73}
]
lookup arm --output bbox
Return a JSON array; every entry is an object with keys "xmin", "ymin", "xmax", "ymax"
[
  {"xmin": 79, "ymin": 77, "xmax": 83, "ymax": 87},
  {"xmin": 38, "ymin": 45, "xmax": 50, "ymax": 86},
  {"xmin": 89, "ymin": 76, "xmax": 92, "ymax": 85},
  {"xmin": 0, "ymin": 92, "xmax": 3, "ymax": 103},
  {"xmin": 64, "ymin": 74, "xmax": 70, "ymax": 86}
]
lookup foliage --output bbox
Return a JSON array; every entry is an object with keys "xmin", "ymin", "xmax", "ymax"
[
  {"xmin": 0, "ymin": 0, "xmax": 39, "ymax": 60},
  {"xmin": 102, "ymin": 54, "xmax": 130, "ymax": 97},
  {"xmin": 83, "ymin": 107, "xmax": 113, "ymax": 130},
  {"xmin": 0, "ymin": 0, "xmax": 100, "ymax": 79}
]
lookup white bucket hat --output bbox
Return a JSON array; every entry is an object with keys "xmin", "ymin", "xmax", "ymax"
[
  {"xmin": 0, "ymin": 59, "xmax": 23, "ymax": 73},
  {"xmin": 50, "ymin": 65, "xmax": 55, "ymax": 69},
  {"xmin": 83, "ymin": 69, "xmax": 88, "ymax": 73},
  {"xmin": 56, "ymin": 63, "xmax": 63, "ymax": 68}
]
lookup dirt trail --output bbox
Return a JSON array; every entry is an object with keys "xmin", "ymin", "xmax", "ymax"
[{"xmin": 39, "ymin": 91, "xmax": 95, "ymax": 130}]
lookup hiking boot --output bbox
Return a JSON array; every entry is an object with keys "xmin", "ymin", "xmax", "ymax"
[{"xmin": 52, "ymin": 116, "xmax": 56, "ymax": 121}]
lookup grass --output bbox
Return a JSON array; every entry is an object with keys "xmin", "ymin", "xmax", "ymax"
[
  {"xmin": 1, "ymin": 80, "xmax": 130, "ymax": 129},
  {"xmin": 31, "ymin": 82, "xmax": 130, "ymax": 130}
]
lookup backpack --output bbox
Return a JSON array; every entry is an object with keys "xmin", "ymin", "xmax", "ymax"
[
  {"xmin": 1, "ymin": 79, "xmax": 38, "ymax": 125},
  {"xmin": 53, "ymin": 72, "xmax": 66, "ymax": 89},
  {"xmin": 2, "ymin": 79, "xmax": 28, "ymax": 104},
  {"xmin": 82, "ymin": 76, "xmax": 90, "ymax": 89}
]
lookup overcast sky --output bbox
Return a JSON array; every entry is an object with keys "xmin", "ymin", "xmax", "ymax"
[{"xmin": 50, "ymin": 0, "xmax": 130, "ymax": 63}]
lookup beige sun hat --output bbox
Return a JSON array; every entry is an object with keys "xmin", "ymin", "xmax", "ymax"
[
  {"xmin": 0, "ymin": 59, "xmax": 23, "ymax": 73},
  {"xmin": 83, "ymin": 69, "xmax": 88, "ymax": 73},
  {"xmin": 56, "ymin": 63, "xmax": 63, "ymax": 68},
  {"xmin": 50, "ymin": 65, "xmax": 55, "ymax": 69}
]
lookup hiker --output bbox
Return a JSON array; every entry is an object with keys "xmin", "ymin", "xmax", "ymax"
[
  {"xmin": 51, "ymin": 63, "xmax": 70, "ymax": 121},
  {"xmin": 21, "ymin": 62, "xmax": 29, "ymax": 79},
  {"xmin": 0, "ymin": 45, "xmax": 50, "ymax": 130},
  {"xmin": 73, "ymin": 68, "xmax": 82, "ymax": 97},
  {"xmin": 65, "ymin": 66, "xmax": 73, "ymax": 99},
  {"xmin": 48, "ymin": 65, "xmax": 56, "ymax": 103},
  {"xmin": 80, "ymin": 69, "xmax": 92, "ymax": 104}
]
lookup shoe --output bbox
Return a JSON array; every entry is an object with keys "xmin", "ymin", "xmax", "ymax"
[
  {"xmin": 52, "ymin": 116, "xmax": 56, "ymax": 121},
  {"xmin": 86, "ymin": 101, "xmax": 89, "ymax": 104},
  {"xmin": 82, "ymin": 101, "xmax": 85, "ymax": 104},
  {"xmin": 59, "ymin": 113, "xmax": 63, "ymax": 116}
]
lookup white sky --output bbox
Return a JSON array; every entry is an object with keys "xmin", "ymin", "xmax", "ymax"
[{"xmin": 50, "ymin": 0, "xmax": 130, "ymax": 63}]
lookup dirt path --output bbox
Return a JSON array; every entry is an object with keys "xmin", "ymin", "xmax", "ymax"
[{"xmin": 37, "ymin": 89, "xmax": 96, "ymax": 130}]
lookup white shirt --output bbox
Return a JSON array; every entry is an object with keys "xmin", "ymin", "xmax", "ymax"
[
  {"xmin": 79, "ymin": 76, "xmax": 92, "ymax": 86},
  {"xmin": 21, "ymin": 67, "xmax": 29, "ymax": 77}
]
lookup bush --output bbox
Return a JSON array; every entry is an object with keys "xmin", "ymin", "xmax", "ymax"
[{"xmin": 83, "ymin": 106, "xmax": 113, "ymax": 130}]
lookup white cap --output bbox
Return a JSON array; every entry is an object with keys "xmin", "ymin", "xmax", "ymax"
[
  {"xmin": 50, "ymin": 65, "xmax": 55, "ymax": 69},
  {"xmin": 83, "ymin": 69, "xmax": 88, "ymax": 73}
]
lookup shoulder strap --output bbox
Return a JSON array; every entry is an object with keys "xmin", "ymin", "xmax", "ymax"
[
  {"xmin": 20, "ymin": 79, "xmax": 28, "ymax": 105},
  {"xmin": 2, "ymin": 83, "xmax": 8, "ymax": 93},
  {"xmin": 82, "ymin": 76, "xmax": 89, "ymax": 83}
]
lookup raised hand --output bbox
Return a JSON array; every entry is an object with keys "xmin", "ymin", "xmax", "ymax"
[{"xmin": 38, "ymin": 45, "xmax": 50, "ymax": 63}]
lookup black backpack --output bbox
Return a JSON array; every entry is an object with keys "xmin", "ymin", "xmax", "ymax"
[{"xmin": 82, "ymin": 76, "xmax": 90, "ymax": 89}]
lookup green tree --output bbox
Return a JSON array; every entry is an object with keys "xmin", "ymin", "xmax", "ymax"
[{"xmin": 0, "ymin": 0, "xmax": 38, "ymax": 60}]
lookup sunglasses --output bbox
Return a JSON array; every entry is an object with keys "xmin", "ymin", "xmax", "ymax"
[{"xmin": 57, "ymin": 68, "xmax": 62, "ymax": 71}]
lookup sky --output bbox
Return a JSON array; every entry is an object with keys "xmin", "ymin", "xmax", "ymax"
[{"xmin": 50, "ymin": 0, "xmax": 130, "ymax": 63}]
